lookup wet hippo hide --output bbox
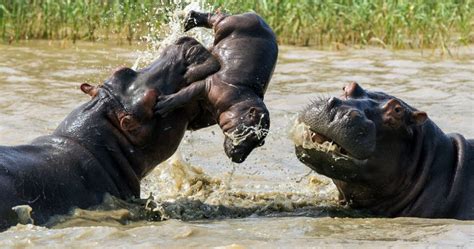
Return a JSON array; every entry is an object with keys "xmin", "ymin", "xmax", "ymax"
[
  {"xmin": 293, "ymin": 82, "xmax": 473, "ymax": 219},
  {"xmin": 155, "ymin": 11, "xmax": 278, "ymax": 163},
  {"xmin": 0, "ymin": 36, "xmax": 220, "ymax": 230}
]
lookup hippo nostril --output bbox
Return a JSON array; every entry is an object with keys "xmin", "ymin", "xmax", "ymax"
[{"xmin": 347, "ymin": 110, "xmax": 362, "ymax": 119}]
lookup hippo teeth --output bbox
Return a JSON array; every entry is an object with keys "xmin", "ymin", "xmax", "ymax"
[
  {"xmin": 310, "ymin": 132, "xmax": 329, "ymax": 144},
  {"xmin": 290, "ymin": 120, "xmax": 366, "ymax": 163},
  {"xmin": 309, "ymin": 131, "xmax": 349, "ymax": 157},
  {"xmin": 290, "ymin": 120, "xmax": 354, "ymax": 160}
]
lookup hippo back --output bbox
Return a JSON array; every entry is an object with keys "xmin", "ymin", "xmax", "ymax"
[
  {"xmin": 212, "ymin": 12, "xmax": 278, "ymax": 98},
  {"xmin": 0, "ymin": 136, "xmax": 122, "ymax": 229}
]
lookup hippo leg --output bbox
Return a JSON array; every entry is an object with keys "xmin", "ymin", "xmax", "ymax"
[
  {"xmin": 184, "ymin": 11, "xmax": 211, "ymax": 31},
  {"xmin": 0, "ymin": 176, "xmax": 20, "ymax": 230},
  {"xmin": 155, "ymin": 80, "xmax": 209, "ymax": 116},
  {"xmin": 187, "ymin": 106, "xmax": 216, "ymax": 130},
  {"xmin": 184, "ymin": 52, "xmax": 220, "ymax": 84}
]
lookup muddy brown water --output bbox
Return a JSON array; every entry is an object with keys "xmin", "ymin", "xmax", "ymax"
[{"xmin": 0, "ymin": 41, "xmax": 473, "ymax": 248}]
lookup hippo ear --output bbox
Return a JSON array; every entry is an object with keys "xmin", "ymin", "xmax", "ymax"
[
  {"xmin": 119, "ymin": 115, "xmax": 140, "ymax": 133},
  {"xmin": 382, "ymin": 99, "xmax": 405, "ymax": 127},
  {"xmin": 80, "ymin": 83, "xmax": 99, "ymax": 97},
  {"xmin": 411, "ymin": 111, "xmax": 428, "ymax": 126}
]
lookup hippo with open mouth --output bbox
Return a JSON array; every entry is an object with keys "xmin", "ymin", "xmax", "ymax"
[
  {"xmin": 155, "ymin": 11, "xmax": 278, "ymax": 163},
  {"xmin": 292, "ymin": 82, "xmax": 473, "ymax": 219},
  {"xmin": 0, "ymin": 36, "xmax": 219, "ymax": 230}
]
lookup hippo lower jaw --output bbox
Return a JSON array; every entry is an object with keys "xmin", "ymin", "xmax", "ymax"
[
  {"xmin": 227, "ymin": 150, "xmax": 247, "ymax": 163},
  {"xmin": 290, "ymin": 120, "xmax": 368, "ymax": 164},
  {"xmin": 221, "ymin": 112, "xmax": 269, "ymax": 163},
  {"xmin": 223, "ymin": 135, "xmax": 256, "ymax": 163}
]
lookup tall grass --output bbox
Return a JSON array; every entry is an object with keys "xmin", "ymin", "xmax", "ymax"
[
  {"xmin": 0, "ymin": 0, "xmax": 472, "ymax": 49},
  {"xmin": 215, "ymin": 0, "xmax": 473, "ymax": 49},
  {"xmin": 0, "ymin": 0, "xmax": 178, "ymax": 43}
]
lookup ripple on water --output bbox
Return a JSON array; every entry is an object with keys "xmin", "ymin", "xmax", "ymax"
[
  {"xmin": 0, "ymin": 40, "xmax": 473, "ymax": 247},
  {"xmin": 1, "ymin": 217, "xmax": 472, "ymax": 248}
]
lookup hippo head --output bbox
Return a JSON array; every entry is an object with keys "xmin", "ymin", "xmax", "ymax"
[
  {"xmin": 80, "ymin": 80, "xmax": 158, "ymax": 149},
  {"xmin": 220, "ymin": 100, "xmax": 270, "ymax": 163},
  {"xmin": 292, "ymin": 82, "xmax": 428, "ymax": 185},
  {"xmin": 80, "ymin": 36, "xmax": 219, "ymax": 147},
  {"xmin": 76, "ymin": 37, "xmax": 219, "ymax": 176}
]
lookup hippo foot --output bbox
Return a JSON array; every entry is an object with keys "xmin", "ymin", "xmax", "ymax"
[
  {"xmin": 184, "ymin": 11, "xmax": 198, "ymax": 32},
  {"xmin": 12, "ymin": 205, "xmax": 34, "ymax": 225},
  {"xmin": 184, "ymin": 10, "xmax": 211, "ymax": 32}
]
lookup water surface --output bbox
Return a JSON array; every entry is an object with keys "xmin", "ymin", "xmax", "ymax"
[{"xmin": 0, "ymin": 41, "xmax": 473, "ymax": 248}]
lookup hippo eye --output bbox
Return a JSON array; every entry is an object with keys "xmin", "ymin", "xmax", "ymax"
[{"xmin": 394, "ymin": 106, "xmax": 402, "ymax": 113}]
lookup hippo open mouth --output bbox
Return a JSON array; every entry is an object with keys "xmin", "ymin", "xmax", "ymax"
[
  {"xmin": 309, "ymin": 130, "xmax": 350, "ymax": 155},
  {"xmin": 290, "ymin": 120, "xmax": 363, "ymax": 163},
  {"xmin": 290, "ymin": 83, "xmax": 474, "ymax": 220}
]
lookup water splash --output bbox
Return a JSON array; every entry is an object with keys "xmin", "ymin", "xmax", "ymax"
[
  {"xmin": 141, "ymin": 152, "xmax": 223, "ymax": 202},
  {"xmin": 135, "ymin": 151, "xmax": 342, "ymax": 221},
  {"xmin": 65, "ymin": 0, "xmax": 343, "ymax": 225},
  {"xmin": 224, "ymin": 114, "xmax": 270, "ymax": 146},
  {"xmin": 132, "ymin": 0, "xmax": 214, "ymax": 70}
]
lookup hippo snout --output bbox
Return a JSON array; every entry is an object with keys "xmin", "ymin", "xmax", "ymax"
[
  {"xmin": 223, "ymin": 137, "xmax": 252, "ymax": 163},
  {"xmin": 230, "ymin": 153, "xmax": 246, "ymax": 163}
]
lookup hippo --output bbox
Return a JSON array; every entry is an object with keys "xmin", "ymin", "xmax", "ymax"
[
  {"xmin": 0, "ymin": 36, "xmax": 220, "ymax": 230},
  {"xmin": 155, "ymin": 11, "xmax": 278, "ymax": 163},
  {"xmin": 292, "ymin": 82, "xmax": 473, "ymax": 219}
]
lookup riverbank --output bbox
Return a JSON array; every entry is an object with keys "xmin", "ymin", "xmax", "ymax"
[{"xmin": 1, "ymin": 0, "xmax": 472, "ymax": 49}]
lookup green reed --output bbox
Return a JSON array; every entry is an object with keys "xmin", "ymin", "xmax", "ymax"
[
  {"xmin": 0, "ymin": 0, "xmax": 176, "ymax": 43},
  {"xmin": 215, "ymin": 0, "xmax": 473, "ymax": 49},
  {"xmin": 1, "ymin": 0, "xmax": 472, "ymax": 49}
]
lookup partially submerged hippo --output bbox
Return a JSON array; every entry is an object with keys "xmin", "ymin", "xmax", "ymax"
[
  {"xmin": 0, "ymin": 37, "xmax": 219, "ymax": 230},
  {"xmin": 292, "ymin": 82, "xmax": 473, "ymax": 219},
  {"xmin": 155, "ymin": 11, "xmax": 278, "ymax": 163}
]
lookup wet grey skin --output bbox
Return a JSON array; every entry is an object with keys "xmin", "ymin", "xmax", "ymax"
[
  {"xmin": 294, "ymin": 82, "xmax": 473, "ymax": 219},
  {"xmin": 0, "ymin": 36, "xmax": 220, "ymax": 230},
  {"xmin": 155, "ymin": 11, "xmax": 278, "ymax": 163}
]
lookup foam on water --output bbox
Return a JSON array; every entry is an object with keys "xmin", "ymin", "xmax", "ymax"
[{"xmin": 137, "ymin": 152, "xmax": 342, "ymax": 222}]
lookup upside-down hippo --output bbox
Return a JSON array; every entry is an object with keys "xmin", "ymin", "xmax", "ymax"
[
  {"xmin": 292, "ymin": 82, "xmax": 473, "ymax": 219},
  {"xmin": 0, "ymin": 36, "xmax": 220, "ymax": 230},
  {"xmin": 155, "ymin": 11, "xmax": 278, "ymax": 163}
]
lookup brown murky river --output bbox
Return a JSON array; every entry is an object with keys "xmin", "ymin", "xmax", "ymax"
[{"xmin": 0, "ymin": 40, "xmax": 473, "ymax": 248}]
